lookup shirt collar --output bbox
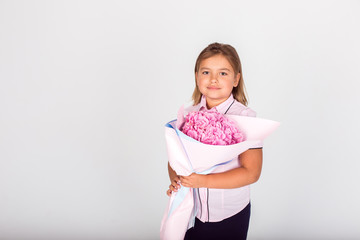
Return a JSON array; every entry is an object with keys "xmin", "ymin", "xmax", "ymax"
[{"xmin": 199, "ymin": 94, "xmax": 235, "ymax": 114}]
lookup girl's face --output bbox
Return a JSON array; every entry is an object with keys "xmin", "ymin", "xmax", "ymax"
[{"xmin": 195, "ymin": 54, "xmax": 240, "ymax": 109}]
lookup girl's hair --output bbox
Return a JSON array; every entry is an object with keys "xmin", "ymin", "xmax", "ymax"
[{"xmin": 191, "ymin": 42, "xmax": 248, "ymax": 106}]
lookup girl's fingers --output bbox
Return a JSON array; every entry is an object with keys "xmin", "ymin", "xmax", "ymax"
[
  {"xmin": 172, "ymin": 179, "xmax": 181, "ymax": 189},
  {"xmin": 169, "ymin": 183, "xmax": 178, "ymax": 192},
  {"xmin": 179, "ymin": 176, "xmax": 187, "ymax": 183},
  {"xmin": 174, "ymin": 177, "xmax": 181, "ymax": 184},
  {"xmin": 180, "ymin": 177, "xmax": 190, "ymax": 187},
  {"xmin": 167, "ymin": 176, "xmax": 183, "ymax": 197}
]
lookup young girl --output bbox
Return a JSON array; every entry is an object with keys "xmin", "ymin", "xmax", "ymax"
[{"xmin": 166, "ymin": 42, "xmax": 263, "ymax": 240}]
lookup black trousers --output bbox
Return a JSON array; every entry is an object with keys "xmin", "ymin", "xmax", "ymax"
[{"xmin": 184, "ymin": 203, "xmax": 251, "ymax": 240}]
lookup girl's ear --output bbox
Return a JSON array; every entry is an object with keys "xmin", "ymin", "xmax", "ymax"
[{"xmin": 234, "ymin": 73, "xmax": 240, "ymax": 87}]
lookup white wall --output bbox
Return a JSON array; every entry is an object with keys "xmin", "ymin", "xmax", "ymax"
[{"xmin": 0, "ymin": 0, "xmax": 359, "ymax": 239}]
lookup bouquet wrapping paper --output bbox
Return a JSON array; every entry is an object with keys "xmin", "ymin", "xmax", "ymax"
[{"xmin": 160, "ymin": 114, "xmax": 280, "ymax": 240}]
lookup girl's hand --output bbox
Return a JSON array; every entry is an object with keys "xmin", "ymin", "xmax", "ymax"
[
  {"xmin": 180, "ymin": 173, "xmax": 207, "ymax": 188},
  {"xmin": 166, "ymin": 176, "xmax": 181, "ymax": 197}
]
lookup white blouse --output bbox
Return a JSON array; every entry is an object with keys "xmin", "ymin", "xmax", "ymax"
[{"xmin": 184, "ymin": 94, "xmax": 263, "ymax": 222}]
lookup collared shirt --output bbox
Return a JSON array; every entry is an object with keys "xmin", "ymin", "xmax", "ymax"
[{"xmin": 184, "ymin": 94, "xmax": 263, "ymax": 222}]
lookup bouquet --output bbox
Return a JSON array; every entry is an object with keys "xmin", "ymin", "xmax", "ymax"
[
  {"xmin": 160, "ymin": 106, "xmax": 280, "ymax": 240},
  {"xmin": 181, "ymin": 110, "xmax": 245, "ymax": 145}
]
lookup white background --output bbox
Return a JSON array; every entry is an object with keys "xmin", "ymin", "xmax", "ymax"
[{"xmin": 1, "ymin": 0, "xmax": 359, "ymax": 239}]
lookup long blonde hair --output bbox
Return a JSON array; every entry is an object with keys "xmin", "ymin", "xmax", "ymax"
[{"xmin": 192, "ymin": 42, "xmax": 248, "ymax": 106}]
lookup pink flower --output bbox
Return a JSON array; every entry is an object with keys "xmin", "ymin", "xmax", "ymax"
[{"xmin": 181, "ymin": 111, "xmax": 245, "ymax": 145}]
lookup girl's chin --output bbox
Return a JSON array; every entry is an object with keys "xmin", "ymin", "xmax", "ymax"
[{"xmin": 205, "ymin": 96, "xmax": 228, "ymax": 102}]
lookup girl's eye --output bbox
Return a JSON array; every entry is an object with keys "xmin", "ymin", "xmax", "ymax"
[
  {"xmin": 220, "ymin": 72, "xmax": 227, "ymax": 76},
  {"xmin": 202, "ymin": 71, "xmax": 209, "ymax": 75}
]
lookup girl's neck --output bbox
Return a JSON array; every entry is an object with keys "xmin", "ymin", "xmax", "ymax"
[{"xmin": 206, "ymin": 97, "xmax": 230, "ymax": 110}]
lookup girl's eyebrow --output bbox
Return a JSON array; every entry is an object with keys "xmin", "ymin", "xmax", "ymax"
[
  {"xmin": 199, "ymin": 67, "xmax": 210, "ymax": 70},
  {"xmin": 199, "ymin": 67, "xmax": 231, "ymax": 71}
]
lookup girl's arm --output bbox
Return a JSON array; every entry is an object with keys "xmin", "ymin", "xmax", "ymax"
[
  {"xmin": 180, "ymin": 148, "xmax": 263, "ymax": 189},
  {"xmin": 168, "ymin": 162, "xmax": 178, "ymax": 182},
  {"xmin": 167, "ymin": 162, "xmax": 181, "ymax": 196}
]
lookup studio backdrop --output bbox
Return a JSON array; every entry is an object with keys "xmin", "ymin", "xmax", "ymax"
[{"xmin": 0, "ymin": 0, "xmax": 359, "ymax": 239}]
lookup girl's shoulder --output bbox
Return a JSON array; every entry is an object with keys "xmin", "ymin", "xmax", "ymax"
[
  {"xmin": 227, "ymin": 100, "xmax": 257, "ymax": 117},
  {"xmin": 184, "ymin": 103, "xmax": 200, "ymax": 115}
]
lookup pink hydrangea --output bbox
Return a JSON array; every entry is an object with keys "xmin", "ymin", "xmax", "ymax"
[{"xmin": 181, "ymin": 110, "xmax": 245, "ymax": 145}]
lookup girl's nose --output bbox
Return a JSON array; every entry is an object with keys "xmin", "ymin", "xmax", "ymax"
[{"xmin": 210, "ymin": 74, "xmax": 218, "ymax": 83}]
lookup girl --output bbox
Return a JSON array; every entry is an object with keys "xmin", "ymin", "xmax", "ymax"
[{"xmin": 166, "ymin": 42, "xmax": 263, "ymax": 240}]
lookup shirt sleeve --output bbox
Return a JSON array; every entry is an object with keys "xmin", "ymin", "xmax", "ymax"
[
  {"xmin": 240, "ymin": 107, "xmax": 257, "ymax": 117},
  {"xmin": 240, "ymin": 108, "xmax": 264, "ymax": 149}
]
